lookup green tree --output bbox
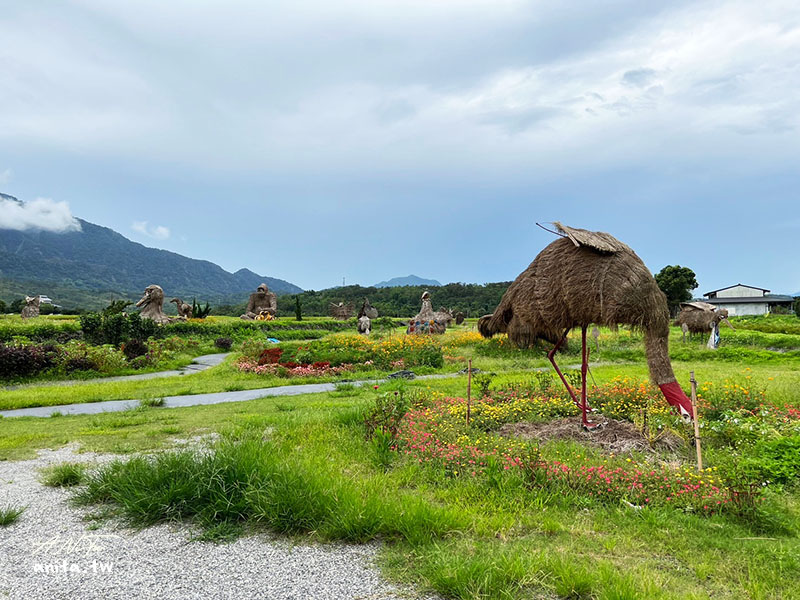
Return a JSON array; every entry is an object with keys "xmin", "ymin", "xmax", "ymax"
[
  {"xmin": 654, "ymin": 265, "xmax": 698, "ymax": 316},
  {"xmin": 9, "ymin": 298, "xmax": 25, "ymax": 313},
  {"xmin": 294, "ymin": 296, "xmax": 302, "ymax": 321},
  {"xmin": 794, "ymin": 297, "xmax": 800, "ymax": 318},
  {"xmin": 0, "ymin": 299, "xmax": 6, "ymax": 313}
]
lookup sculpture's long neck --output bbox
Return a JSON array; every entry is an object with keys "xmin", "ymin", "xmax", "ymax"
[{"xmin": 644, "ymin": 327, "xmax": 694, "ymax": 419}]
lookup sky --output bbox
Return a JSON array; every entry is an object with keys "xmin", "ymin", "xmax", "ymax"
[{"xmin": 1, "ymin": 0, "xmax": 799, "ymax": 294}]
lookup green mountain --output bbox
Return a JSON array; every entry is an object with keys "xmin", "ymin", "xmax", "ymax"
[
  {"xmin": 0, "ymin": 199, "xmax": 302, "ymax": 310},
  {"xmin": 374, "ymin": 274, "xmax": 442, "ymax": 288}
]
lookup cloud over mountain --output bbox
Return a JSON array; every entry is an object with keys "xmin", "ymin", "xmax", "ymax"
[
  {"xmin": 0, "ymin": 196, "xmax": 81, "ymax": 233},
  {"xmin": 132, "ymin": 220, "xmax": 170, "ymax": 240}
]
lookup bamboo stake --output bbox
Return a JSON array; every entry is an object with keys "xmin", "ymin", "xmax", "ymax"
[
  {"xmin": 466, "ymin": 359, "xmax": 472, "ymax": 426},
  {"xmin": 690, "ymin": 371, "xmax": 703, "ymax": 472}
]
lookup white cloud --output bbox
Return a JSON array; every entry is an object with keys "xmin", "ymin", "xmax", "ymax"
[
  {"xmin": 132, "ymin": 221, "xmax": 170, "ymax": 240},
  {"xmin": 0, "ymin": 169, "xmax": 12, "ymax": 185},
  {"xmin": 0, "ymin": 197, "xmax": 81, "ymax": 232}
]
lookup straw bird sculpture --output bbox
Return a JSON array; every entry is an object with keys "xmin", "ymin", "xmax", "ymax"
[
  {"xmin": 478, "ymin": 222, "xmax": 694, "ymax": 429},
  {"xmin": 676, "ymin": 302, "xmax": 733, "ymax": 348}
]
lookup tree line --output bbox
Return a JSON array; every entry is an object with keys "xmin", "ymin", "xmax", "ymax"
[{"xmin": 213, "ymin": 282, "xmax": 513, "ymax": 319}]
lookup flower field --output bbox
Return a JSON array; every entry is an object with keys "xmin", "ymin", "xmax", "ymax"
[{"xmin": 393, "ymin": 374, "xmax": 800, "ymax": 517}]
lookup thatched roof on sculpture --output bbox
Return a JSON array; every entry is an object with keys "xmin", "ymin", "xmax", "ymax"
[
  {"xmin": 680, "ymin": 301, "xmax": 717, "ymax": 312},
  {"xmin": 479, "ymin": 223, "xmax": 674, "ymax": 384},
  {"xmin": 554, "ymin": 222, "xmax": 630, "ymax": 254}
]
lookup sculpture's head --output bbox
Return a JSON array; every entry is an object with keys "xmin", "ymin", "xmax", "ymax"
[
  {"xmin": 257, "ymin": 283, "xmax": 269, "ymax": 295},
  {"xmin": 421, "ymin": 291, "xmax": 430, "ymax": 301},
  {"xmin": 170, "ymin": 298, "xmax": 180, "ymax": 305},
  {"xmin": 25, "ymin": 295, "xmax": 40, "ymax": 307},
  {"xmin": 136, "ymin": 285, "xmax": 164, "ymax": 308},
  {"xmin": 715, "ymin": 308, "xmax": 734, "ymax": 329}
]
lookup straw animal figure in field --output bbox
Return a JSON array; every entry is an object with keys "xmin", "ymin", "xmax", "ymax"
[
  {"xmin": 135, "ymin": 284, "xmax": 171, "ymax": 324},
  {"xmin": 21, "ymin": 295, "xmax": 40, "ymax": 319},
  {"xmin": 170, "ymin": 297, "xmax": 193, "ymax": 319},
  {"xmin": 358, "ymin": 298, "xmax": 379, "ymax": 320},
  {"xmin": 407, "ymin": 291, "xmax": 452, "ymax": 334},
  {"xmin": 478, "ymin": 222, "xmax": 694, "ymax": 429},
  {"xmin": 675, "ymin": 302, "xmax": 733, "ymax": 348}
]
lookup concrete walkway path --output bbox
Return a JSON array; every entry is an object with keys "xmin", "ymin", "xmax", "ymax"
[
  {"xmin": 2, "ymin": 353, "xmax": 230, "ymax": 391},
  {"xmin": 0, "ymin": 362, "xmax": 619, "ymax": 419},
  {"xmin": 0, "ymin": 372, "xmax": 462, "ymax": 418}
]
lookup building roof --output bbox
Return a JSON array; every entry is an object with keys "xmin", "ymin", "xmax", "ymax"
[
  {"xmin": 703, "ymin": 283, "xmax": 770, "ymax": 296},
  {"xmin": 705, "ymin": 294, "xmax": 794, "ymax": 304}
]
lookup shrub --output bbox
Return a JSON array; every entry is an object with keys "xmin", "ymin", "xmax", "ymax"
[
  {"xmin": 64, "ymin": 356, "xmax": 98, "ymax": 373},
  {"xmin": 122, "ymin": 339, "xmax": 149, "ymax": 361},
  {"xmin": 80, "ymin": 311, "xmax": 158, "ymax": 346},
  {"xmin": 0, "ymin": 504, "xmax": 25, "ymax": 526},
  {"xmin": 215, "ymin": 337, "xmax": 233, "ymax": 351},
  {"xmin": 363, "ymin": 391, "xmax": 409, "ymax": 441},
  {"xmin": 258, "ymin": 347, "xmax": 284, "ymax": 365},
  {"xmin": 41, "ymin": 463, "xmax": 87, "ymax": 487},
  {"xmin": 103, "ymin": 300, "xmax": 132, "ymax": 315},
  {"xmin": 191, "ymin": 299, "xmax": 212, "ymax": 319},
  {"xmin": 57, "ymin": 340, "xmax": 127, "ymax": 374},
  {"xmin": 0, "ymin": 343, "xmax": 57, "ymax": 379}
]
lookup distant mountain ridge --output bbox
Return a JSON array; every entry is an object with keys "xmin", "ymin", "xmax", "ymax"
[
  {"xmin": 0, "ymin": 198, "xmax": 302, "ymax": 309},
  {"xmin": 374, "ymin": 274, "xmax": 442, "ymax": 288}
]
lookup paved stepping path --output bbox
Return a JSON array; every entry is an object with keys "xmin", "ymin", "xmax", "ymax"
[{"xmin": 2, "ymin": 353, "xmax": 230, "ymax": 391}]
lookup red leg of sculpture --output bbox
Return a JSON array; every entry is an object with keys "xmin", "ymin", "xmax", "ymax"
[
  {"xmin": 548, "ymin": 327, "xmax": 598, "ymax": 429},
  {"xmin": 547, "ymin": 328, "xmax": 581, "ymax": 410},
  {"xmin": 580, "ymin": 325, "xmax": 599, "ymax": 430}
]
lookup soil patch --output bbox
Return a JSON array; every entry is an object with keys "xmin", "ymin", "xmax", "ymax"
[{"xmin": 498, "ymin": 416, "xmax": 685, "ymax": 454}]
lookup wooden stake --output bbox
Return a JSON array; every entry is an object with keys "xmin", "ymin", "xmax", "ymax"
[
  {"xmin": 690, "ymin": 371, "xmax": 703, "ymax": 472},
  {"xmin": 466, "ymin": 359, "xmax": 472, "ymax": 426}
]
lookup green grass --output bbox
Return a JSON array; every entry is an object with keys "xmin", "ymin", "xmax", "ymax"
[
  {"xmin": 40, "ymin": 462, "xmax": 87, "ymax": 487},
  {"xmin": 0, "ymin": 504, "xmax": 25, "ymax": 526},
  {"xmin": 139, "ymin": 397, "xmax": 165, "ymax": 408},
  {"xmin": 67, "ymin": 392, "xmax": 800, "ymax": 600}
]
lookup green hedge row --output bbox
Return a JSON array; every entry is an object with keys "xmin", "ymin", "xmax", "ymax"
[{"xmin": 0, "ymin": 320, "xmax": 82, "ymax": 342}]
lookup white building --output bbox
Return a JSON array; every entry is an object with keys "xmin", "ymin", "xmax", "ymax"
[{"xmin": 703, "ymin": 284, "xmax": 794, "ymax": 316}]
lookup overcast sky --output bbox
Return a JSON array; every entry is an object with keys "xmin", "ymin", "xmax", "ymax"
[{"xmin": 1, "ymin": 0, "xmax": 799, "ymax": 293}]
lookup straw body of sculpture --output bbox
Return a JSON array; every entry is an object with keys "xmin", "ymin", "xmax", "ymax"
[
  {"xmin": 478, "ymin": 223, "xmax": 694, "ymax": 424},
  {"xmin": 407, "ymin": 291, "xmax": 451, "ymax": 334},
  {"xmin": 21, "ymin": 296, "xmax": 40, "ymax": 319},
  {"xmin": 330, "ymin": 302, "xmax": 354, "ymax": 320},
  {"xmin": 135, "ymin": 285, "xmax": 171, "ymax": 324},
  {"xmin": 241, "ymin": 284, "xmax": 277, "ymax": 320},
  {"xmin": 676, "ymin": 302, "xmax": 733, "ymax": 335},
  {"xmin": 170, "ymin": 298, "xmax": 193, "ymax": 319}
]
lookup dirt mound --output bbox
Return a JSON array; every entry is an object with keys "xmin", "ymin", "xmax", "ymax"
[{"xmin": 498, "ymin": 416, "xmax": 685, "ymax": 455}]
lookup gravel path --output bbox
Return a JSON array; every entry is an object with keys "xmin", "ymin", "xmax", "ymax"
[{"xmin": 0, "ymin": 445, "xmax": 433, "ymax": 600}]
